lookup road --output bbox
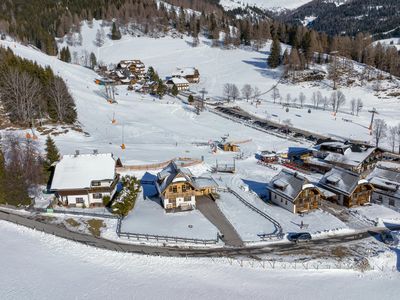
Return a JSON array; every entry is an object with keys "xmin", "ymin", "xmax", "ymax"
[
  {"xmin": 196, "ymin": 196, "xmax": 244, "ymax": 247},
  {"xmin": 1, "ymin": 209, "xmax": 399, "ymax": 258}
]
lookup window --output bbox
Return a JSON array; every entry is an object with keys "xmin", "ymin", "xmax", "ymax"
[
  {"xmin": 274, "ymin": 194, "xmax": 277, "ymax": 199},
  {"xmin": 169, "ymin": 186, "xmax": 173, "ymax": 192},
  {"xmin": 172, "ymin": 186, "xmax": 177, "ymax": 193},
  {"xmin": 280, "ymin": 198, "xmax": 283, "ymax": 203},
  {"xmin": 389, "ymin": 198, "xmax": 395, "ymax": 207},
  {"xmin": 93, "ymin": 193, "xmax": 102, "ymax": 199},
  {"xmin": 285, "ymin": 201, "xmax": 287, "ymax": 205},
  {"xmin": 92, "ymin": 181, "xmax": 101, "ymax": 187},
  {"xmin": 76, "ymin": 198, "xmax": 84, "ymax": 204},
  {"xmin": 182, "ymin": 184, "xmax": 187, "ymax": 192}
]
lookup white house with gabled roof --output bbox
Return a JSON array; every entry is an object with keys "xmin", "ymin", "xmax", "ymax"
[{"xmin": 50, "ymin": 151, "xmax": 120, "ymax": 208}]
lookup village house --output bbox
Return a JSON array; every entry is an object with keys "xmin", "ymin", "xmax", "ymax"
[
  {"xmin": 166, "ymin": 77, "xmax": 190, "ymax": 91},
  {"xmin": 156, "ymin": 162, "xmax": 217, "ymax": 211},
  {"xmin": 220, "ymin": 142, "xmax": 240, "ymax": 152},
  {"xmin": 315, "ymin": 141, "xmax": 381, "ymax": 174},
  {"xmin": 50, "ymin": 151, "xmax": 120, "ymax": 208},
  {"xmin": 318, "ymin": 167, "xmax": 374, "ymax": 207},
  {"xmin": 267, "ymin": 169, "xmax": 322, "ymax": 214},
  {"xmin": 172, "ymin": 67, "xmax": 200, "ymax": 83},
  {"xmin": 117, "ymin": 60, "xmax": 146, "ymax": 79},
  {"xmin": 367, "ymin": 162, "xmax": 400, "ymax": 211}
]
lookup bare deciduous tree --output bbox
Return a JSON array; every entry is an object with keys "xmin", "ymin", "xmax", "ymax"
[
  {"xmin": 388, "ymin": 126, "xmax": 397, "ymax": 152},
  {"xmin": 49, "ymin": 77, "xmax": 75, "ymax": 123},
  {"xmin": 272, "ymin": 86, "xmax": 280, "ymax": 103},
  {"xmin": 223, "ymin": 83, "xmax": 240, "ymax": 102},
  {"xmin": 311, "ymin": 92, "xmax": 317, "ymax": 108},
  {"xmin": 253, "ymin": 86, "xmax": 261, "ymax": 101},
  {"xmin": 285, "ymin": 93, "xmax": 291, "ymax": 105},
  {"xmin": 350, "ymin": 98, "xmax": 356, "ymax": 115},
  {"xmin": 372, "ymin": 119, "xmax": 387, "ymax": 147},
  {"xmin": 0, "ymin": 68, "xmax": 41, "ymax": 125},
  {"xmin": 241, "ymin": 84, "xmax": 253, "ymax": 102},
  {"xmin": 299, "ymin": 92, "xmax": 306, "ymax": 108},
  {"xmin": 356, "ymin": 98, "xmax": 363, "ymax": 116}
]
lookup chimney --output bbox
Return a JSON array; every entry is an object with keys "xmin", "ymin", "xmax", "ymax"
[
  {"xmin": 93, "ymin": 149, "xmax": 98, "ymax": 155},
  {"xmin": 75, "ymin": 150, "xmax": 80, "ymax": 157}
]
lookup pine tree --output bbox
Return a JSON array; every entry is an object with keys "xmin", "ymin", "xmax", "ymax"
[
  {"xmin": 188, "ymin": 95, "xmax": 194, "ymax": 103},
  {"xmin": 268, "ymin": 38, "xmax": 281, "ymax": 68},
  {"xmin": 90, "ymin": 52, "xmax": 97, "ymax": 69},
  {"xmin": 171, "ymin": 84, "xmax": 178, "ymax": 96},
  {"xmin": 111, "ymin": 22, "xmax": 121, "ymax": 40},
  {"xmin": 44, "ymin": 135, "xmax": 60, "ymax": 175}
]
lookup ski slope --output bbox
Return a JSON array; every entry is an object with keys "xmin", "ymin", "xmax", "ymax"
[{"xmin": 219, "ymin": 0, "xmax": 314, "ymax": 11}]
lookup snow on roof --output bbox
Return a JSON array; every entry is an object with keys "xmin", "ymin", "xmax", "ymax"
[
  {"xmin": 192, "ymin": 177, "xmax": 218, "ymax": 189},
  {"xmin": 269, "ymin": 169, "xmax": 309, "ymax": 201},
  {"xmin": 171, "ymin": 77, "xmax": 189, "ymax": 85},
  {"xmin": 172, "ymin": 67, "xmax": 197, "ymax": 77},
  {"xmin": 367, "ymin": 166, "xmax": 400, "ymax": 196},
  {"xmin": 157, "ymin": 161, "xmax": 193, "ymax": 193},
  {"xmin": 51, "ymin": 153, "xmax": 116, "ymax": 190},
  {"xmin": 319, "ymin": 167, "xmax": 361, "ymax": 196},
  {"xmin": 324, "ymin": 147, "xmax": 376, "ymax": 168}
]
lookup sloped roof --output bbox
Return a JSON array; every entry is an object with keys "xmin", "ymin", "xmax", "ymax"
[
  {"xmin": 157, "ymin": 161, "xmax": 194, "ymax": 193},
  {"xmin": 323, "ymin": 147, "xmax": 377, "ymax": 168},
  {"xmin": 172, "ymin": 67, "xmax": 198, "ymax": 77},
  {"xmin": 367, "ymin": 166, "xmax": 400, "ymax": 197},
  {"xmin": 170, "ymin": 77, "xmax": 189, "ymax": 85},
  {"xmin": 319, "ymin": 167, "xmax": 361, "ymax": 196},
  {"xmin": 51, "ymin": 153, "xmax": 116, "ymax": 190},
  {"xmin": 268, "ymin": 169, "xmax": 310, "ymax": 202}
]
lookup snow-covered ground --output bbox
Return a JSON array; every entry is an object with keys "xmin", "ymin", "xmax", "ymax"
[
  {"xmin": 351, "ymin": 204, "xmax": 400, "ymax": 226},
  {"xmin": 120, "ymin": 188, "xmax": 219, "ymax": 240},
  {"xmin": 1, "ymin": 220, "xmax": 400, "ymax": 300}
]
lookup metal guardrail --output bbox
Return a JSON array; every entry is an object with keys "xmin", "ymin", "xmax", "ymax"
[
  {"xmin": 116, "ymin": 218, "xmax": 219, "ymax": 245},
  {"xmin": 32, "ymin": 207, "xmax": 119, "ymax": 219},
  {"xmin": 224, "ymin": 188, "xmax": 283, "ymax": 239}
]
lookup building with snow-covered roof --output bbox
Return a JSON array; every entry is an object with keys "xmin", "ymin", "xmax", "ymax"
[
  {"xmin": 367, "ymin": 164, "xmax": 400, "ymax": 211},
  {"xmin": 171, "ymin": 67, "xmax": 200, "ymax": 83},
  {"xmin": 318, "ymin": 167, "xmax": 373, "ymax": 207},
  {"xmin": 50, "ymin": 151, "xmax": 119, "ymax": 208},
  {"xmin": 267, "ymin": 169, "xmax": 322, "ymax": 214},
  {"xmin": 315, "ymin": 141, "xmax": 382, "ymax": 173},
  {"xmin": 166, "ymin": 77, "xmax": 189, "ymax": 91},
  {"xmin": 156, "ymin": 161, "xmax": 217, "ymax": 211}
]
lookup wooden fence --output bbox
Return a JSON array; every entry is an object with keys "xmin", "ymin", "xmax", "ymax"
[{"xmin": 116, "ymin": 218, "xmax": 219, "ymax": 245}]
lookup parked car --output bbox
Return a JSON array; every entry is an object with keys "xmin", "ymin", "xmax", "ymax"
[
  {"xmin": 380, "ymin": 230, "xmax": 399, "ymax": 246},
  {"xmin": 287, "ymin": 232, "xmax": 312, "ymax": 243}
]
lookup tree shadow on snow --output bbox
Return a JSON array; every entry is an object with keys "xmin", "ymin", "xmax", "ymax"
[{"xmin": 242, "ymin": 58, "xmax": 281, "ymax": 79}]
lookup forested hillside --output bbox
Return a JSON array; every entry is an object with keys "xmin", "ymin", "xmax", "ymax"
[
  {"xmin": 0, "ymin": 47, "xmax": 77, "ymax": 126},
  {"xmin": 280, "ymin": 0, "xmax": 400, "ymax": 39}
]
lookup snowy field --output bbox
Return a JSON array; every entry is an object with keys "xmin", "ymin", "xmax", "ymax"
[
  {"xmin": 351, "ymin": 204, "xmax": 400, "ymax": 226},
  {"xmin": 120, "ymin": 188, "xmax": 219, "ymax": 240},
  {"xmin": 1, "ymin": 220, "xmax": 400, "ymax": 300}
]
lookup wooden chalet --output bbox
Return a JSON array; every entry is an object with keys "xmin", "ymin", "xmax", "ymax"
[
  {"xmin": 172, "ymin": 67, "xmax": 200, "ymax": 83},
  {"xmin": 221, "ymin": 142, "xmax": 239, "ymax": 152},
  {"xmin": 50, "ymin": 151, "xmax": 119, "ymax": 208},
  {"xmin": 316, "ymin": 141, "xmax": 382, "ymax": 174},
  {"xmin": 267, "ymin": 170, "xmax": 322, "ymax": 214},
  {"xmin": 166, "ymin": 77, "xmax": 189, "ymax": 91},
  {"xmin": 118, "ymin": 60, "xmax": 146, "ymax": 79},
  {"xmin": 156, "ymin": 162, "xmax": 217, "ymax": 211},
  {"xmin": 319, "ymin": 167, "xmax": 374, "ymax": 207},
  {"xmin": 367, "ymin": 162, "xmax": 400, "ymax": 211}
]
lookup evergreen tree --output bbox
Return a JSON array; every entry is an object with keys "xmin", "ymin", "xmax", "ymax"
[
  {"xmin": 43, "ymin": 135, "xmax": 60, "ymax": 180},
  {"xmin": 90, "ymin": 52, "xmax": 97, "ymax": 69},
  {"xmin": 156, "ymin": 79, "xmax": 167, "ymax": 99},
  {"xmin": 188, "ymin": 94, "xmax": 194, "ymax": 103},
  {"xmin": 111, "ymin": 22, "xmax": 121, "ymax": 40},
  {"xmin": 171, "ymin": 84, "xmax": 178, "ymax": 96},
  {"xmin": 268, "ymin": 38, "xmax": 281, "ymax": 68}
]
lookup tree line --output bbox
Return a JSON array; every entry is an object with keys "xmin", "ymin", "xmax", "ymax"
[
  {"xmin": 0, "ymin": 134, "xmax": 60, "ymax": 207},
  {"xmin": 0, "ymin": 47, "xmax": 77, "ymax": 126}
]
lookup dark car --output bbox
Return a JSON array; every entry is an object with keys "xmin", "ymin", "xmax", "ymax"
[
  {"xmin": 380, "ymin": 230, "xmax": 399, "ymax": 246},
  {"xmin": 288, "ymin": 232, "xmax": 312, "ymax": 243}
]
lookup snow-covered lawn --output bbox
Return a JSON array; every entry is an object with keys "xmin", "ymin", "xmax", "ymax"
[
  {"xmin": 217, "ymin": 173, "xmax": 349, "ymax": 236},
  {"xmin": 351, "ymin": 204, "xmax": 400, "ymax": 226},
  {"xmin": 120, "ymin": 189, "xmax": 219, "ymax": 240},
  {"xmin": 1, "ymin": 220, "xmax": 400, "ymax": 299},
  {"xmin": 216, "ymin": 191, "xmax": 276, "ymax": 241}
]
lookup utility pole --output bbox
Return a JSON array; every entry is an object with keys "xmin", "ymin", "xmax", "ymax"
[
  {"xmin": 368, "ymin": 108, "xmax": 378, "ymax": 130},
  {"xmin": 199, "ymin": 88, "xmax": 208, "ymax": 111}
]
